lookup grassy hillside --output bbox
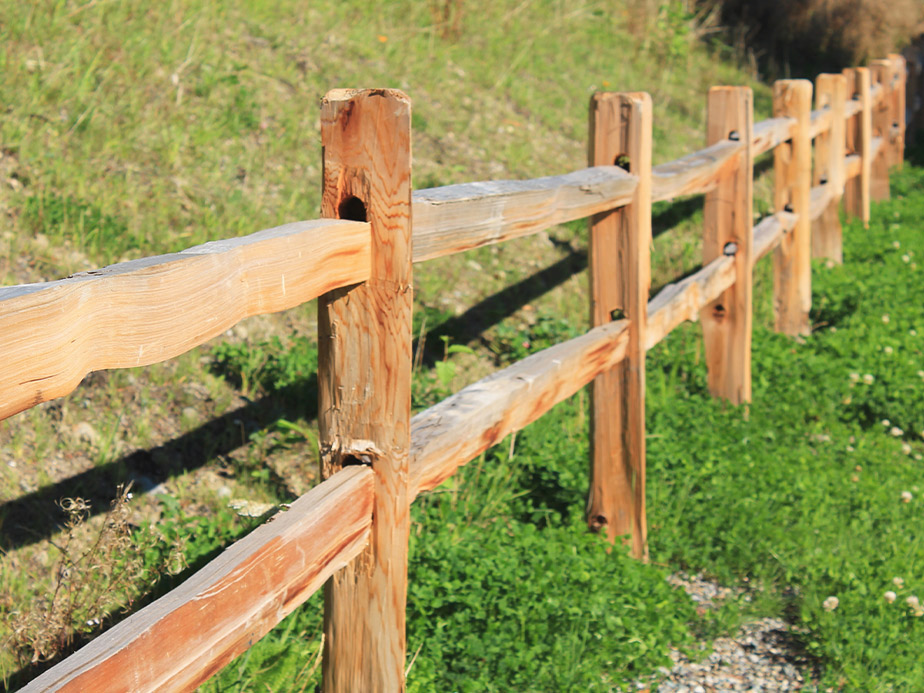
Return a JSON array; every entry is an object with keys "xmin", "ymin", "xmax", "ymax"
[{"xmin": 0, "ymin": 1, "xmax": 919, "ymax": 690}]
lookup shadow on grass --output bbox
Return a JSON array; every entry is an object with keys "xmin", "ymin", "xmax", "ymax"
[{"xmin": 0, "ymin": 377, "xmax": 317, "ymax": 553}]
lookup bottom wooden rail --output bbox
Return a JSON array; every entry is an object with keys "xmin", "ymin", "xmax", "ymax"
[
  {"xmin": 22, "ymin": 467, "xmax": 374, "ymax": 693},
  {"xmin": 753, "ymin": 212, "xmax": 799, "ymax": 263}
]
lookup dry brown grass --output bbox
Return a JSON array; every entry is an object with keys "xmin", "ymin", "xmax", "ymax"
[{"xmin": 705, "ymin": 0, "xmax": 924, "ymax": 74}]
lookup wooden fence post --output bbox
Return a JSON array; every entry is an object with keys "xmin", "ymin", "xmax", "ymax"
[
  {"xmin": 870, "ymin": 59, "xmax": 891, "ymax": 200},
  {"xmin": 843, "ymin": 67, "xmax": 872, "ymax": 227},
  {"xmin": 888, "ymin": 53, "xmax": 907, "ymax": 169},
  {"xmin": 701, "ymin": 86, "xmax": 753, "ymax": 404},
  {"xmin": 586, "ymin": 91, "xmax": 652, "ymax": 561},
  {"xmin": 318, "ymin": 89, "xmax": 413, "ymax": 693},
  {"xmin": 773, "ymin": 80, "xmax": 813, "ymax": 337},
  {"xmin": 812, "ymin": 74, "xmax": 847, "ymax": 263}
]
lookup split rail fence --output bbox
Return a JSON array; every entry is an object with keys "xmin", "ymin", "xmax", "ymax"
[{"xmin": 4, "ymin": 54, "xmax": 910, "ymax": 691}]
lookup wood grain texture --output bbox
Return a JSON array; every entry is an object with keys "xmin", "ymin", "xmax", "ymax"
[
  {"xmin": 409, "ymin": 318, "xmax": 630, "ymax": 498},
  {"xmin": 701, "ymin": 86, "xmax": 753, "ymax": 405},
  {"xmin": 586, "ymin": 91, "xmax": 651, "ymax": 560},
  {"xmin": 870, "ymin": 60, "xmax": 892, "ymax": 201},
  {"xmin": 844, "ymin": 153, "xmax": 862, "ymax": 180},
  {"xmin": 773, "ymin": 79, "xmax": 813, "ymax": 337},
  {"xmin": 753, "ymin": 212, "xmax": 799, "ymax": 263},
  {"xmin": 752, "ymin": 116, "xmax": 796, "ymax": 156},
  {"xmin": 21, "ymin": 467, "xmax": 374, "ymax": 693},
  {"xmin": 810, "ymin": 183, "xmax": 835, "ymax": 222},
  {"xmin": 887, "ymin": 54, "xmax": 907, "ymax": 170},
  {"xmin": 843, "ymin": 67, "xmax": 872, "ymax": 226},
  {"xmin": 811, "ymin": 74, "xmax": 847, "ymax": 263},
  {"xmin": 0, "ymin": 219, "xmax": 369, "ymax": 422},
  {"xmin": 808, "ymin": 106, "xmax": 834, "ymax": 141},
  {"xmin": 411, "ymin": 167, "xmax": 637, "ymax": 262},
  {"xmin": 646, "ymin": 255, "xmax": 735, "ymax": 351},
  {"xmin": 651, "ymin": 139, "xmax": 742, "ymax": 202},
  {"xmin": 317, "ymin": 89, "xmax": 413, "ymax": 693}
]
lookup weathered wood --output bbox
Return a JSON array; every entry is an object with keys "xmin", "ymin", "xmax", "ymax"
[
  {"xmin": 810, "ymin": 184, "xmax": 835, "ymax": 222},
  {"xmin": 411, "ymin": 167, "xmax": 637, "ymax": 263},
  {"xmin": 409, "ymin": 319, "xmax": 630, "ymax": 498},
  {"xmin": 586, "ymin": 91, "xmax": 652, "ymax": 559},
  {"xmin": 870, "ymin": 60, "xmax": 892, "ymax": 200},
  {"xmin": 701, "ymin": 86, "xmax": 753, "ymax": 405},
  {"xmin": 752, "ymin": 116, "xmax": 796, "ymax": 156},
  {"xmin": 844, "ymin": 153, "xmax": 862, "ymax": 180},
  {"xmin": 843, "ymin": 67, "xmax": 872, "ymax": 226},
  {"xmin": 651, "ymin": 139, "xmax": 742, "ymax": 202},
  {"xmin": 753, "ymin": 211, "xmax": 799, "ymax": 263},
  {"xmin": 0, "ymin": 219, "xmax": 370, "ymax": 422},
  {"xmin": 317, "ymin": 89, "xmax": 413, "ymax": 693},
  {"xmin": 887, "ymin": 53, "xmax": 907, "ymax": 170},
  {"xmin": 808, "ymin": 106, "xmax": 834, "ymax": 141},
  {"xmin": 811, "ymin": 74, "xmax": 847, "ymax": 263},
  {"xmin": 646, "ymin": 255, "xmax": 735, "ymax": 351},
  {"xmin": 844, "ymin": 98, "xmax": 863, "ymax": 119},
  {"xmin": 21, "ymin": 466, "xmax": 374, "ymax": 693},
  {"xmin": 773, "ymin": 79, "xmax": 813, "ymax": 337}
]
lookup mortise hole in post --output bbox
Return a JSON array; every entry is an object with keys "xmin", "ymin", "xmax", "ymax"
[
  {"xmin": 614, "ymin": 154, "xmax": 631, "ymax": 171},
  {"xmin": 338, "ymin": 196, "xmax": 367, "ymax": 222},
  {"xmin": 728, "ymin": 130, "xmax": 740, "ymax": 141},
  {"xmin": 820, "ymin": 176, "xmax": 829, "ymax": 185},
  {"xmin": 713, "ymin": 304, "xmax": 726, "ymax": 319},
  {"xmin": 784, "ymin": 203, "xmax": 794, "ymax": 213},
  {"xmin": 590, "ymin": 515, "xmax": 607, "ymax": 531},
  {"xmin": 852, "ymin": 92, "xmax": 860, "ymax": 101},
  {"xmin": 610, "ymin": 308, "xmax": 626, "ymax": 322},
  {"xmin": 341, "ymin": 454, "xmax": 369, "ymax": 467}
]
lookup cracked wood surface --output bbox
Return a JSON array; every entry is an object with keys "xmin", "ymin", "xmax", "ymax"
[{"xmin": 0, "ymin": 219, "xmax": 370, "ymax": 422}]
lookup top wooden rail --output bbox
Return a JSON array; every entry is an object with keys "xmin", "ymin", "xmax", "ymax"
[
  {"xmin": 411, "ymin": 166, "xmax": 637, "ymax": 262},
  {"xmin": 0, "ymin": 220, "xmax": 370, "ymax": 422}
]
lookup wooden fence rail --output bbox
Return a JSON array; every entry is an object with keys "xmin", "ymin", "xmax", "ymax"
[{"xmin": 9, "ymin": 54, "xmax": 910, "ymax": 692}]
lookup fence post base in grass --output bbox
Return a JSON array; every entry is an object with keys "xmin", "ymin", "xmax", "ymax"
[
  {"xmin": 317, "ymin": 89, "xmax": 414, "ymax": 693},
  {"xmin": 586, "ymin": 91, "xmax": 652, "ymax": 560},
  {"xmin": 812, "ymin": 74, "xmax": 847, "ymax": 264},
  {"xmin": 772, "ymin": 79, "xmax": 813, "ymax": 337},
  {"xmin": 843, "ymin": 67, "xmax": 872, "ymax": 227},
  {"xmin": 701, "ymin": 86, "xmax": 753, "ymax": 405}
]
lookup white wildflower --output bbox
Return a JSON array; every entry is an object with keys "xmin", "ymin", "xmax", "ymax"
[
  {"xmin": 894, "ymin": 577, "xmax": 905, "ymax": 588},
  {"xmin": 884, "ymin": 591, "xmax": 897, "ymax": 603},
  {"xmin": 863, "ymin": 374, "xmax": 875, "ymax": 384},
  {"xmin": 882, "ymin": 314, "xmax": 890, "ymax": 324},
  {"xmin": 822, "ymin": 596, "xmax": 839, "ymax": 611},
  {"xmin": 901, "ymin": 491, "xmax": 913, "ymax": 503},
  {"xmin": 891, "ymin": 427, "xmax": 904, "ymax": 437}
]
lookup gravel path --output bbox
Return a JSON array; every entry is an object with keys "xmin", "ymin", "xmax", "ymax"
[{"xmin": 633, "ymin": 573, "xmax": 818, "ymax": 692}]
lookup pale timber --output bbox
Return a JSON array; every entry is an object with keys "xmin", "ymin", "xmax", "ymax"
[
  {"xmin": 870, "ymin": 60, "xmax": 891, "ymax": 200},
  {"xmin": 843, "ymin": 68, "xmax": 872, "ymax": 225},
  {"xmin": 809, "ymin": 107, "xmax": 834, "ymax": 140},
  {"xmin": 586, "ymin": 92, "xmax": 652, "ymax": 560},
  {"xmin": 844, "ymin": 154, "xmax": 862, "ymax": 180},
  {"xmin": 810, "ymin": 184, "xmax": 835, "ymax": 222},
  {"xmin": 645, "ymin": 255, "xmax": 736, "ymax": 351},
  {"xmin": 409, "ymin": 319, "xmax": 630, "ymax": 498},
  {"xmin": 752, "ymin": 117, "xmax": 796, "ymax": 156},
  {"xmin": 317, "ymin": 89, "xmax": 413, "ymax": 693},
  {"xmin": 701, "ymin": 86, "xmax": 754, "ymax": 405},
  {"xmin": 0, "ymin": 219, "xmax": 370, "ymax": 422},
  {"xmin": 753, "ymin": 212, "xmax": 798, "ymax": 263},
  {"xmin": 812, "ymin": 74, "xmax": 847, "ymax": 263},
  {"xmin": 887, "ymin": 54, "xmax": 906, "ymax": 169},
  {"xmin": 844, "ymin": 98, "xmax": 863, "ymax": 119},
  {"xmin": 773, "ymin": 80, "xmax": 813, "ymax": 337},
  {"xmin": 651, "ymin": 138, "xmax": 742, "ymax": 202},
  {"xmin": 411, "ymin": 167, "xmax": 637, "ymax": 262},
  {"xmin": 21, "ymin": 467, "xmax": 374, "ymax": 693}
]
